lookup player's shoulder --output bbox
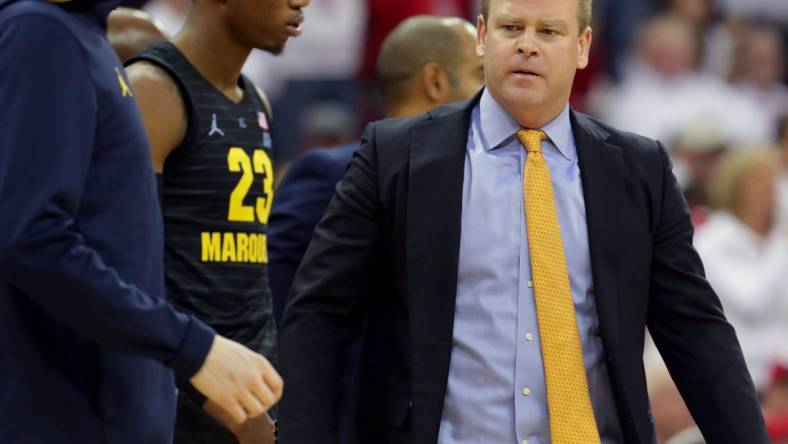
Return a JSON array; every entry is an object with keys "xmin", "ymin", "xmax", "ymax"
[
  {"xmin": 126, "ymin": 60, "xmax": 186, "ymax": 113},
  {"xmin": 126, "ymin": 60, "xmax": 179, "ymax": 95}
]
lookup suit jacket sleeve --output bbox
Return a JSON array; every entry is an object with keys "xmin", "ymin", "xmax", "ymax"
[
  {"xmin": 268, "ymin": 151, "xmax": 346, "ymax": 325},
  {"xmin": 277, "ymin": 124, "xmax": 382, "ymax": 444},
  {"xmin": 646, "ymin": 143, "xmax": 769, "ymax": 443}
]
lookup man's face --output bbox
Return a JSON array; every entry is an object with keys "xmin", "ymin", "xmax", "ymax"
[
  {"xmin": 227, "ymin": 0, "xmax": 309, "ymax": 54},
  {"xmin": 447, "ymin": 25, "xmax": 486, "ymax": 102},
  {"xmin": 476, "ymin": 0, "xmax": 591, "ymax": 125}
]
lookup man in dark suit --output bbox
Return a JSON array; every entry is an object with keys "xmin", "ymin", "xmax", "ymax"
[
  {"xmin": 268, "ymin": 16, "xmax": 484, "ymax": 324},
  {"xmin": 278, "ymin": 0, "xmax": 769, "ymax": 443}
]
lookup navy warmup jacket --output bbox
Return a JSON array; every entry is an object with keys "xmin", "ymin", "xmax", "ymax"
[{"xmin": 0, "ymin": 0, "xmax": 215, "ymax": 442}]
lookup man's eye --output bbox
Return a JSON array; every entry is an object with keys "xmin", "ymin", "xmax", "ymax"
[
  {"xmin": 541, "ymin": 29, "xmax": 557, "ymax": 36},
  {"xmin": 502, "ymin": 25, "xmax": 519, "ymax": 32}
]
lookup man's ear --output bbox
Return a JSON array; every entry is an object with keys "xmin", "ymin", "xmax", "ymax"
[
  {"xmin": 577, "ymin": 26, "xmax": 593, "ymax": 70},
  {"xmin": 420, "ymin": 62, "xmax": 450, "ymax": 103},
  {"xmin": 476, "ymin": 15, "xmax": 487, "ymax": 58}
]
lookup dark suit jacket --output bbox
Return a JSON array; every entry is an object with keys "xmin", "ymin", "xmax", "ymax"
[
  {"xmin": 277, "ymin": 92, "xmax": 768, "ymax": 444},
  {"xmin": 269, "ymin": 143, "xmax": 357, "ymax": 325}
]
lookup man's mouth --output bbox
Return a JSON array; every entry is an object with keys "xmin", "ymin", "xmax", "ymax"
[
  {"xmin": 286, "ymin": 15, "xmax": 304, "ymax": 37},
  {"xmin": 511, "ymin": 69, "xmax": 542, "ymax": 78}
]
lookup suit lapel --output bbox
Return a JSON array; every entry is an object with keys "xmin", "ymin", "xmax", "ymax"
[
  {"xmin": 406, "ymin": 96, "xmax": 477, "ymax": 443},
  {"xmin": 572, "ymin": 111, "xmax": 624, "ymax": 356}
]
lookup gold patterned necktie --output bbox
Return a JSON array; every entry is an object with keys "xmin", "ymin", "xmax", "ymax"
[{"xmin": 517, "ymin": 129, "xmax": 601, "ymax": 444}]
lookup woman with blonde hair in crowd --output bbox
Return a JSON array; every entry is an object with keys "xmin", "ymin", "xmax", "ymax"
[{"xmin": 694, "ymin": 146, "xmax": 788, "ymax": 391}]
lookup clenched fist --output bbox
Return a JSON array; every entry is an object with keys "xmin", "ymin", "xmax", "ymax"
[{"xmin": 190, "ymin": 335, "xmax": 283, "ymax": 423}]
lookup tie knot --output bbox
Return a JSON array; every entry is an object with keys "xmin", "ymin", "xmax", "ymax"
[{"xmin": 517, "ymin": 129, "xmax": 547, "ymax": 153}]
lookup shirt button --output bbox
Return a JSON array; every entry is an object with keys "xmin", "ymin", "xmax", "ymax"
[
  {"xmin": 527, "ymin": 280, "xmax": 534, "ymax": 288},
  {"xmin": 525, "ymin": 333, "xmax": 534, "ymax": 341},
  {"xmin": 522, "ymin": 387, "xmax": 530, "ymax": 396}
]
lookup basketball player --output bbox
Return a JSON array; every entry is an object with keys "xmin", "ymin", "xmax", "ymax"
[{"xmin": 126, "ymin": 0, "xmax": 309, "ymax": 442}]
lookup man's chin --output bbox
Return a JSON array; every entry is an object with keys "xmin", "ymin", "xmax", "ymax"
[{"xmin": 257, "ymin": 41, "xmax": 286, "ymax": 56}]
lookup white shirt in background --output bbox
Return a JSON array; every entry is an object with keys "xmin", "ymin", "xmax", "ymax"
[{"xmin": 694, "ymin": 211, "xmax": 788, "ymax": 390}]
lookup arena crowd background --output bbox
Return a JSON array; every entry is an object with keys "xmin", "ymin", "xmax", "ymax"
[{"xmin": 129, "ymin": 0, "xmax": 786, "ymax": 442}]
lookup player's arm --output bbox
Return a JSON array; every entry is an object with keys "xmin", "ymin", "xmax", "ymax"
[
  {"xmin": 126, "ymin": 61, "xmax": 187, "ymax": 172},
  {"xmin": 0, "ymin": 15, "xmax": 210, "ymax": 377}
]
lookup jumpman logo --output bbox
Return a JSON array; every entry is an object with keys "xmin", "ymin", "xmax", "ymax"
[
  {"xmin": 208, "ymin": 113, "xmax": 225, "ymax": 137},
  {"xmin": 115, "ymin": 68, "xmax": 132, "ymax": 97}
]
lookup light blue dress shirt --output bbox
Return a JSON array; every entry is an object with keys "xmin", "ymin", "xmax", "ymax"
[{"xmin": 437, "ymin": 89, "xmax": 624, "ymax": 444}]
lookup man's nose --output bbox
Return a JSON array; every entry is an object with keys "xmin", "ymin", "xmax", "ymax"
[{"xmin": 517, "ymin": 28, "xmax": 540, "ymax": 57}]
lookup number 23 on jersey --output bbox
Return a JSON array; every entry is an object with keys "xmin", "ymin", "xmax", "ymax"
[{"xmin": 226, "ymin": 147, "xmax": 273, "ymax": 224}]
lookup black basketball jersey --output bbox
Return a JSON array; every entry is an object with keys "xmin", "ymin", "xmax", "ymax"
[{"xmin": 129, "ymin": 42, "xmax": 275, "ymax": 360}]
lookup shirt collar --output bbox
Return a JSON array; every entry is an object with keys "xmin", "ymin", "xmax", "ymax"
[{"xmin": 478, "ymin": 88, "xmax": 575, "ymax": 161}]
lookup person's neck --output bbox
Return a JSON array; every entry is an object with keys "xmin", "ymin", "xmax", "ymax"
[
  {"xmin": 514, "ymin": 105, "xmax": 565, "ymax": 129},
  {"xmin": 173, "ymin": 18, "xmax": 251, "ymax": 100},
  {"xmin": 489, "ymin": 89, "xmax": 567, "ymax": 129}
]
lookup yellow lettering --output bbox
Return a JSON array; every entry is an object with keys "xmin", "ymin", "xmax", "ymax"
[
  {"xmin": 253, "ymin": 150, "xmax": 274, "ymax": 224},
  {"xmin": 248, "ymin": 234, "xmax": 258, "ymax": 263},
  {"xmin": 201, "ymin": 231, "xmax": 270, "ymax": 263},
  {"xmin": 236, "ymin": 233, "xmax": 249, "ymax": 262},
  {"xmin": 227, "ymin": 148, "xmax": 256, "ymax": 222},
  {"xmin": 201, "ymin": 232, "xmax": 221, "ymax": 262},
  {"xmin": 221, "ymin": 232, "xmax": 236, "ymax": 262}
]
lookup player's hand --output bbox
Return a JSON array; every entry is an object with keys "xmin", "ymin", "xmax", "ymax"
[
  {"xmin": 204, "ymin": 399, "xmax": 275, "ymax": 444},
  {"xmin": 190, "ymin": 335, "xmax": 283, "ymax": 424}
]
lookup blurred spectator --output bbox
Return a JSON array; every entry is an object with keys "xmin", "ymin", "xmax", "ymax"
[
  {"xmin": 107, "ymin": 8, "xmax": 167, "ymax": 63},
  {"xmin": 143, "ymin": 0, "xmax": 190, "ymax": 36},
  {"xmin": 595, "ymin": 0, "xmax": 658, "ymax": 80},
  {"xmin": 731, "ymin": 26, "xmax": 788, "ymax": 130},
  {"xmin": 663, "ymin": 0, "xmax": 741, "ymax": 79},
  {"xmin": 717, "ymin": 0, "xmax": 788, "ymax": 26},
  {"xmin": 694, "ymin": 147, "xmax": 788, "ymax": 391},
  {"xmin": 669, "ymin": 116, "xmax": 727, "ymax": 226},
  {"xmin": 360, "ymin": 0, "xmax": 471, "ymax": 82},
  {"xmin": 594, "ymin": 14, "xmax": 771, "ymax": 145},
  {"xmin": 779, "ymin": 115, "xmax": 788, "ymax": 225},
  {"xmin": 667, "ymin": 0, "xmax": 715, "ymax": 28}
]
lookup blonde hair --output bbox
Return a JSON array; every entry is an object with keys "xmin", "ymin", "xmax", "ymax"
[
  {"xmin": 709, "ymin": 147, "xmax": 779, "ymax": 216},
  {"xmin": 481, "ymin": 0, "xmax": 593, "ymax": 32}
]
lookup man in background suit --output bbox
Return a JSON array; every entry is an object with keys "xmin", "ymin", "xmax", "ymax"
[
  {"xmin": 268, "ymin": 16, "xmax": 484, "ymax": 324},
  {"xmin": 278, "ymin": 0, "xmax": 769, "ymax": 443}
]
